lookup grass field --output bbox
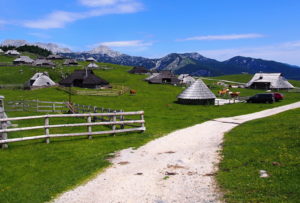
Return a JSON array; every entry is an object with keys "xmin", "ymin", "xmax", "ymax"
[
  {"xmin": 217, "ymin": 108, "xmax": 300, "ymax": 202},
  {"xmin": 0, "ymin": 54, "xmax": 299, "ymax": 202}
]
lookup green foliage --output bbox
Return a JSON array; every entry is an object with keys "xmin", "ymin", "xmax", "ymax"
[
  {"xmin": 217, "ymin": 109, "xmax": 300, "ymax": 202},
  {"xmin": 0, "ymin": 45, "xmax": 52, "ymax": 57}
]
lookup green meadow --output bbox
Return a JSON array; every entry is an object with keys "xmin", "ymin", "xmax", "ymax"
[{"xmin": 0, "ymin": 54, "xmax": 299, "ymax": 202}]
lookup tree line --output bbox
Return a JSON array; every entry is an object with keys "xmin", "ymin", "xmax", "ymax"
[{"xmin": 0, "ymin": 45, "xmax": 52, "ymax": 57}]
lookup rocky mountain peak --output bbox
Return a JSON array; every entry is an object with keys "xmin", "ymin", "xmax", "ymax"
[{"xmin": 88, "ymin": 45, "xmax": 122, "ymax": 57}]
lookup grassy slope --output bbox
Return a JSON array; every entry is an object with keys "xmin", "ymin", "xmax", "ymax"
[
  {"xmin": 217, "ymin": 108, "xmax": 300, "ymax": 202},
  {"xmin": 0, "ymin": 56, "xmax": 299, "ymax": 203}
]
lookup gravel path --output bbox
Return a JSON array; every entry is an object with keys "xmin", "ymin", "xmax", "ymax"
[{"xmin": 54, "ymin": 102, "xmax": 300, "ymax": 203}]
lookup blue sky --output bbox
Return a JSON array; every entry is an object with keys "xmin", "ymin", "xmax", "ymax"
[{"xmin": 1, "ymin": 0, "xmax": 300, "ymax": 65}]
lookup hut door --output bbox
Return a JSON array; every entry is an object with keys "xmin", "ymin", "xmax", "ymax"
[{"xmin": 73, "ymin": 79, "xmax": 83, "ymax": 87}]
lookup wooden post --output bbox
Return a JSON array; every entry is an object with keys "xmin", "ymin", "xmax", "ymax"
[
  {"xmin": 141, "ymin": 113, "xmax": 145, "ymax": 131},
  {"xmin": 52, "ymin": 103, "xmax": 56, "ymax": 112},
  {"xmin": 0, "ymin": 121, "xmax": 8, "ymax": 149},
  {"xmin": 36, "ymin": 99, "xmax": 39, "ymax": 112},
  {"xmin": 45, "ymin": 116, "xmax": 50, "ymax": 144},
  {"xmin": 120, "ymin": 110, "xmax": 124, "ymax": 129},
  {"xmin": 112, "ymin": 111, "xmax": 116, "ymax": 136},
  {"xmin": 87, "ymin": 115, "xmax": 92, "ymax": 139}
]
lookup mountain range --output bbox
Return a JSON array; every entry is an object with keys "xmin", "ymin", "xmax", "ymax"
[{"xmin": 1, "ymin": 39, "xmax": 300, "ymax": 80}]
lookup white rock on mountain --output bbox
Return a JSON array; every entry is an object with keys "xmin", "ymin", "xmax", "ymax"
[
  {"xmin": 0, "ymin": 39, "xmax": 72, "ymax": 53},
  {"xmin": 88, "ymin": 45, "xmax": 122, "ymax": 57}
]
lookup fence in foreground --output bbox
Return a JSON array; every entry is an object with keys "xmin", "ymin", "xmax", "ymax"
[{"xmin": 0, "ymin": 111, "xmax": 145, "ymax": 149}]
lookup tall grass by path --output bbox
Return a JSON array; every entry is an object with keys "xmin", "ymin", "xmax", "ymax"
[{"xmin": 217, "ymin": 108, "xmax": 300, "ymax": 202}]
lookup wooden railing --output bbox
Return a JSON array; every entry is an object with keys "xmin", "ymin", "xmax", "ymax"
[
  {"xmin": 5, "ymin": 100, "xmax": 122, "ymax": 114},
  {"xmin": 0, "ymin": 111, "xmax": 145, "ymax": 149}
]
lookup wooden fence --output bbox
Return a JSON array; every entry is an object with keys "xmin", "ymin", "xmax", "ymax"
[
  {"xmin": 5, "ymin": 100, "xmax": 122, "ymax": 114},
  {"xmin": 57, "ymin": 85, "xmax": 129, "ymax": 96},
  {"xmin": 0, "ymin": 111, "xmax": 145, "ymax": 149}
]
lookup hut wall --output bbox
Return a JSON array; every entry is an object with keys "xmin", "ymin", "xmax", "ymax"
[{"xmin": 177, "ymin": 98, "xmax": 215, "ymax": 105}]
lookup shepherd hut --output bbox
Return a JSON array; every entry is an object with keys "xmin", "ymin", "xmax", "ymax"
[
  {"xmin": 33, "ymin": 59, "xmax": 55, "ymax": 67},
  {"xmin": 178, "ymin": 74, "xmax": 196, "ymax": 86},
  {"xmin": 128, "ymin": 66, "xmax": 150, "ymax": 74},
  {"xmin": 63, "ymin": 59, "xmax": 78, "ymax": 66},
  {"xmin": 86, "ymin": 57, "xmax": 96, "ymax": 62},
  {"xmin": 24, "ymin": 72, "xmax": 56, "ymax": 89},
  {"xmin": 59, "ymin": 69, "xmax": 110, "ymax": 89},
  {"xmin": 177, "ymin": 79, "xmax": 216, "ymax": 105},
  {"xmin": 47, "ymin": 54, "xmax": 63, "ymax": 60},
  {"xmin": 5, "ymin": 50, "xmax": 20, "ymax": 56},
  {"xmin": 246, "ymin": 73, "xmax": 294, "ymax": 90},
  {"xmin": 148, "ymin": 70, "xmax": 180, "ymax": 85},
  {"xmin": 87, "ymin": 62, "xmax": 99, "ymax": 69},
  {"xmin": 13, "ymin": 56, "xmax": 34, "ymax": 65}
]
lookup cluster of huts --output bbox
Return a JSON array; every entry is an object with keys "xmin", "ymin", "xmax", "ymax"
[
  {"xmin": 128, "ymin": 67, "xmax": 195, "ymax": 86},
  {"xmin": 1, "ymin": 49, "xmax": 296, "ymax": 105}
]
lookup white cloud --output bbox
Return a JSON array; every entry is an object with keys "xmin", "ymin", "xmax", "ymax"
[
  {"xmin": 24, "ymin": 11, "xmax": 83, "ymax": 29},
  {"xmin": 197, "ymin": 41, "xmax": 300, "ymax": 66},
  {"xmin": 100, "ymin": 40, "xmax": 152, "ymax": 47},
  {"xmin": 23, "ymin": 0, "xmax": 142, "ymax": 29},
  {"xmin": 179, "ymin": 34, "xmax": 264, "ymax": 41}
]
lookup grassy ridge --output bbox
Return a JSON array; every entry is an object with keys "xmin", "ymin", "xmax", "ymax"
[
  {"xmin": 217, "ymin": 108, "xmax": 300, "ymax": 202},
  {"xmin": 0, "ymin": 55, "xmax": 299, "ymax": 202}
]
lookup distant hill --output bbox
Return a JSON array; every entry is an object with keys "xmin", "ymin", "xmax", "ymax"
[{"xmin": 62, "ymin": 51, "xmax": 300, "ymax": 80}]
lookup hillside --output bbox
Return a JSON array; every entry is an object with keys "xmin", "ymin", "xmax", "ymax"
[{"xmin": 0, "ymin": 52, "xmax": 300, "ymax": 203}]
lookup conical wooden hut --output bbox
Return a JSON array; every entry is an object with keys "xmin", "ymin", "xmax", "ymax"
[{"xmin": 177, "ymin": 79, "xmax": 216, "ymax": 105}]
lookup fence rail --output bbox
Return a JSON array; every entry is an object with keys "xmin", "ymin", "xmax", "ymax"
[
  {"xmin": 0, "ymin": 111, "xmax": 145, "ymax": 148},
  {"xmin": 5, "ymin": 100, "xmax": 121, "ymax": 114}
]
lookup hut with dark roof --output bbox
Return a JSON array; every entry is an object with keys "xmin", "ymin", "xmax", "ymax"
[
  {"xmin": 177, "ymin": 79, "xmax": 216, "ymax": 105},
  {"xmin": 59, "ymin": 69, "xmax": 110, "ymax": 89},
  {"xmin": 128, "ymin": 66, "xmax": 150, "ymax": 74},
  {"xmin": 47, "ymin": 54, "xmax": 63, "ymax": 60},
  {"xmin": 148, "ymin": 70, "xmax": 180, "ymax": 85},
  {"xmin": 63, "ymin": 59, "xmax": 78, "ymax": 66}
]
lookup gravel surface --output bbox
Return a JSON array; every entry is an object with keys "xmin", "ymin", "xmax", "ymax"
[{"xmin": 54, "ymin": 102, "xmax": 300, "ymax": 203}]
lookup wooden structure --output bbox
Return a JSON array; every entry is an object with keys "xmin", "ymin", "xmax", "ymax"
[
  {"xmin": 13, "ymin": 56, "xmax": 34, "ymax": 65},
  {"xmin": 246, "ymin": 73, "xmax": 294, "ymax": 90},
  {"xmin": 147, "ymin": 70, "xmax": 180, "ymax": 85},
  {"xmin": 5, "ymin": 50, "xmax": 20, "ymax": 56},
  {"xmin": 128, "ymin": 66, "xmax": 150, "ymax": 74},
  {"xmin": 33, "ymin": 59, "xmax": 55, "ymax": 67},
  {"xmin": 177, "ymin": 79, "xmax": 216, "ymax": 105},
  {"xmin": 0, "ymin": 111, "xmax": 145, "ymax": 148},
  {"xmin": 63, "ymin": 59, "xmax": 78, "ymax": 66},
  {"xmin": 59, "ymin": 69, "xmax": 110, "ymax": 89},
  {"xmin": 24, "ymin": 72, "xmax": 56, "ymax": 89},
  {"xmin": 47, "ymin": 54, "xmax": 63, "ymax": 60}
]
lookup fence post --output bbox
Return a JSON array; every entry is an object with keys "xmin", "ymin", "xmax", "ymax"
[
  {"xmin": 87, "ymin": 115, "xmax": 92, "ymax": 139},
  {"xmin": 112, "ymin": 111, "xmax": 116, "ymax": 136},
  {"xmin": 45, "ymin": 116, "xmax": 50, "ymax": 144},
  {"xmin": 36, "ymin": 99, "xmax": 39, "ymax": 112},
  {"xmin": 52, "ymin": 103, "xmax": 56, "ymax": 112},
  {"xmin": 120, "ymin": 110, "xmax": 124, "ymax": 129},
  {"xmin": 0, "ymin": 121, "xmax": 8, "ymax": 149},
  {"xmin": 140, "ymin": 112, "xmax": 145, "ymax": 131}
]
